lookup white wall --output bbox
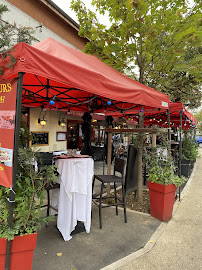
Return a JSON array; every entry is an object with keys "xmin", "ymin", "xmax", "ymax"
[
  {"xmin": 29, "ymin": 108, "xmax": 67, "ymax": 152},
  {"xmin": 29, "ymin": 109, "xmax": 83, "ymax": 152},
  {"xmin": 1, "ymin": 0, "xmax": 77, "ymax": 48}
]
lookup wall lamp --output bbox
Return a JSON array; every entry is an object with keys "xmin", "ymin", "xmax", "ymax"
[
  {"xmin": 58, "ymin": 113, "xmax": 66, "ymax": 127},
  {"xmin": 38, "ymin": 109, "xmax": 47, "ymax": 126}
]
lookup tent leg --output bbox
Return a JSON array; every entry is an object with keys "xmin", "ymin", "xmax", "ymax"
[
  {"xmin": 5, "ymin": 72, "xmax": 24, "ymax": 270},
  {"xmin": 105, "ymin": 116, "xmax": 114, "ymax": 197},
  {"xmin": 107, "ymin": 129, "xmax": 112, "ymax": 196},
  {"xmin": 167, "ymin": 109, "xmax": 171, "ymax": 142},
  {"xmin": 178, "ymin": 110, "xmax": 182, "ymax": 202},
  {"xmin": 137, "ymin": 110, "xmax": 144, "ymax": 203}
]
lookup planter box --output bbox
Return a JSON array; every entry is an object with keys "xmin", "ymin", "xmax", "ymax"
[
  {"xmin": 0, "ymin": 233, "xmax": 37, "ymax": 270},
  {"xmin": 190, "ymin": 159, "xmax": 195, "ymax": 170},
  {"xmin": 181, "ymin": 159, "xmax": 191, "ymax": 178},
  {"xmin": 148, "ymin": 181, "xmax": 177, "ymax": 221}
]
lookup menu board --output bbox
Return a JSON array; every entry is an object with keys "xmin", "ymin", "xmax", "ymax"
[{"xmin": 31, "ymin": 132, "xmax": 49, "ymax": 146}]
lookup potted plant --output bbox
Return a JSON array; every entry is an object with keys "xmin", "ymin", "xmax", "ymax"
[
  {"xmin": 0, "ymin": 117, "xmax": 57, "ymax": 270},
  {"xmin": 143, "ymin": 132, "xmax": 186, "ymax": 221},
  {"xmin": 181, "ymin": 136, "xmax": 199, "ymax": 177}
]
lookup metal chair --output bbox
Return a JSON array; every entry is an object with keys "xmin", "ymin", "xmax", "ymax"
[
  {"xmin": 39, "ymin": 152, "xmax": 60, "ymax": 217},
  {"xmin": 44, "ymin": 182, "xmax": 60, "ymax": 217},
  {"xmin": 92, "ymin": 157, "xmax": 127, "ymax": 229}
]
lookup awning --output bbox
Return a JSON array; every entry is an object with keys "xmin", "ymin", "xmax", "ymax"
[{"xmin": 1, "ymin": 38, "xmax": 169, "ymax": 113}]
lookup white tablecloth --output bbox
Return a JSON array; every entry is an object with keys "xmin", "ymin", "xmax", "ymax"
[{"xmin": 52, "ymin": 157, "xmax": 94, "ymax": 241}]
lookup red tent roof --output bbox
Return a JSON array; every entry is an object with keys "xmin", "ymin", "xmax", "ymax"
[
  {"xmin": 107, "ymin": 102, "xmax": 196, "ymax": 129},
  {"xmin": 143, "ymin": 102, "xmax": 196, "ymax": 129},
  {"xmin": 1, "ymin": 38, "xmax": 169, "ymax": 113}
]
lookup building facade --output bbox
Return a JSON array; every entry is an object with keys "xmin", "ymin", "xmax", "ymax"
[{"xmin": 1, "ymin": 0, "xmax": 89, "ymax": 152}]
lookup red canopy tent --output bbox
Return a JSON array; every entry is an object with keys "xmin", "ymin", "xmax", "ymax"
[
  {"xmin": 143, "ymin": 102, "xmax": 197, "ymax": 129},
  {"xmin": 107, "ymin": 102, "xmax": 196, "ymax": 129},
  {"xmin": 1, "ymin": 38, "xmax": 169, "ymax": 113},
  {"xmin": 0, "ymin": 37, "xmax": 171, "ymax": 189}
]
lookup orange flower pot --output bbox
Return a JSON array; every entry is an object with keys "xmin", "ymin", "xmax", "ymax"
[
  {"xmin": 148, "ymin": 181, "xmax": 177, "ymax": 221},
  {"xmin": 0, "ymin": 232, "xmax": 37, "ymax": 270}
]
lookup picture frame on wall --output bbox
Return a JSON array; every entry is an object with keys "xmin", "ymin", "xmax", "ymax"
[{"xmin": 56, "ymin": 132, "xmax": 67, "ymax": 141}]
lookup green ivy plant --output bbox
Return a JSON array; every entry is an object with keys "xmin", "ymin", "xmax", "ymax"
[
  {"xmin": 0, "ymin": 117, "xmax": 57, "ymax": 240},
  {"xmin": 143, "ymin": 131, "xmax": 187, "ymax": 187}
]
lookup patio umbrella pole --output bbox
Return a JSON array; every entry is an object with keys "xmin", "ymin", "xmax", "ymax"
[
  {"xmin": 178, "ymin": 110, "xmax": 182, "ymax": 202},
  {"xmin": 5, "ymin": 72, "xmax": 24, "ymax": 270}
]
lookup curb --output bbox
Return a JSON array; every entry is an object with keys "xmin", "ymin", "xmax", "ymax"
[{"xmin": 100, "ymin": 164, "xmax": 196, "ymax": 270}]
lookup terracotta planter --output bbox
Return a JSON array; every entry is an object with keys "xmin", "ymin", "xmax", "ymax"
[
  {"xmin": 0, "ymin": 232, "xmax": 37, "ymax": 270},
  {"xmin": 148, "ymin": 181, "xmax": 177, "ymax": 221}
]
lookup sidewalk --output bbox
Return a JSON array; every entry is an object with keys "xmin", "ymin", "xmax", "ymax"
[{"xmin": 104, "ymin": 149, "xmax": 202, "ymax": 270}]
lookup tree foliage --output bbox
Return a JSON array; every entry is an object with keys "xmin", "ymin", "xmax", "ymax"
[
  {"xmin": 0, "ymin": 4, "xmax": 36, "ymax": 74},
  {"xmin": 70, "ymin": 0, "xmax": 202, "ymax": 108},
  {"xmin": 194, "ymin": 109, "xmax": 202, "ymax": 131}
]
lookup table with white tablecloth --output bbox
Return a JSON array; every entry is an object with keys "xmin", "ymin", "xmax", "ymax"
[{"xmin": 51, "ymin": 157, "xmax": 94, "ymax": 241}]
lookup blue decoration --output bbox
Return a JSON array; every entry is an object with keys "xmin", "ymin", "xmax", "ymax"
[
  {"xmin": 107, "ymin": 100, "xmax": 111, "ymax": 106},
  {"xmin": 139, "ymin": 106, "xmax": 143, "ymax": 112},
  {"xmin": 49, "ymin": 100, "xmax": 55, "ymax": 106}
]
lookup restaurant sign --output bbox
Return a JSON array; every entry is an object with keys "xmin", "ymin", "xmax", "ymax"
[{"xmin": 0, "ymin": 79, "xmax": 18, "ymax": 188}]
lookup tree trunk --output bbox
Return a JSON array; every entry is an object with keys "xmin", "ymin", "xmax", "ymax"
[
  {"xmin": 138, "ymin": 35, "xmax": 144, "ymax": 84},
  {"xmin": 139, "ymin": 64, "xmax": 144, "ymax": 84}
]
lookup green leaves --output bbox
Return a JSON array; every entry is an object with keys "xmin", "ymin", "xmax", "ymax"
[
  {"xmin": 71, "ymin": 0, "xmax": 202, "ymax": 108},
  {"xmin": 0, "ymin": 142, "xmax": 58, "ymax": 239},
  {"xmin": 182, "ymin": 135, "xmax": 200, "ymax": 161},
  {"xmin": 194, "ymin": 109, "xmax": 202, "ymax": 132},
  {"xmin": 143, "ymin": 130, "xmax": 187, "ymax": 187},
  {"xmin": 0, "ymin": 4, "xmax": 36, "ymax": 75}
]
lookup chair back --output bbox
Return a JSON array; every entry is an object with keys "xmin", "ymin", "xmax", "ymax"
[
  {"xmin": 38, "ymin": 152, "xmax": 53, "ymax": 166},
  {"xmin": 114, "ymin": 158, "xmax": 125, "ymax": 178},
  {"xmin": 125, "ymin": 145, "xmax": 138, "ymax": 193}
]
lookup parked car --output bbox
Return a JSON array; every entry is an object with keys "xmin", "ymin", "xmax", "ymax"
[{"xmin": 195, "ymin": 135, "xmax": 202, "ymax": 146}]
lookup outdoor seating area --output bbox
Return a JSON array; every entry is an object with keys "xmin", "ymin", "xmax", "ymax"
[{"xmin": 0, "ymin": 36, "xmax": 199, "ymax": 270}]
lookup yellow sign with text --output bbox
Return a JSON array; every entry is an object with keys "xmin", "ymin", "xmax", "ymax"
[{"xmin": 0, "ymin": 83, "xmax": 12, "ymax": 104}]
